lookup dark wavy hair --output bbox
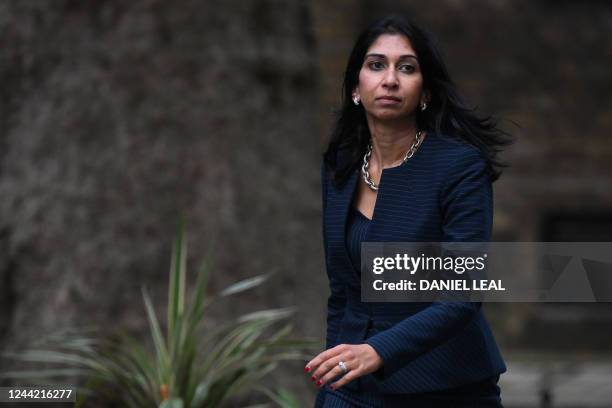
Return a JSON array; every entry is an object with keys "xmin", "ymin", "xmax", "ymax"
[{"xmin": 323, "ymin": 14, "xmax": 513, "ymax": 187}]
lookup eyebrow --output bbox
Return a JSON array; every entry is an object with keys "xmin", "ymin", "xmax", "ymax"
[{"xmin": 365, "ymin": 53, "xmax": 418, "ymax": 61}]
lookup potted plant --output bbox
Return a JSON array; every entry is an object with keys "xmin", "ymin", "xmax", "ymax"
[{"xmin": 2, "ymin": 222, "xmax": 317, "ymax": 407}]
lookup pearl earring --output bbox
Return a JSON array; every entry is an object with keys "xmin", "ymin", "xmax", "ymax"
[
  {"xmin": 353, "ymin": 95, "xmax": 360, "ymax": 106},
  {"xmin": 420, "ymin": 102, "xmax": 427, "ymax": 111}
]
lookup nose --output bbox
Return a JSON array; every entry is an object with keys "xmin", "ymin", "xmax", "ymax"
[{"xmin": 382, "ymin": 68, "xmax": 399, "ymax": 89}]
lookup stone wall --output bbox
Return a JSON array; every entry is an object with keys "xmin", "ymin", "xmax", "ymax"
[{"xmin": 0, "ymin": 0, "xmax": 323, "ymax": 403}]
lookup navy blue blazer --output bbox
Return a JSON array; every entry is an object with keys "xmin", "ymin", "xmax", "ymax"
[{"xmin": 321, "ymin": 132, "xmax": 506, "ymax": 394}]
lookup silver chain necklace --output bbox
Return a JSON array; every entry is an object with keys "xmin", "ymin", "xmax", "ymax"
[{"xmin": 361, "ymin": 130, "xmax": 423, "ymax": 191}]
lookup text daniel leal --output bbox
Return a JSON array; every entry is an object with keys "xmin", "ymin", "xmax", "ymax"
[{"xmin": 373, "ymin": 279, "xmax": 506, "ymax": 291}]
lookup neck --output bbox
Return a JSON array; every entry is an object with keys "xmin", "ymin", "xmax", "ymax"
[{"xmin": 366, "ymin": 116, "xmax": 419, "ymax": 170}]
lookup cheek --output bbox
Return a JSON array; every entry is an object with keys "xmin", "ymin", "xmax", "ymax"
[
  {"xmin": 404, "ymin": 80, "xmax": 424, "ymax": 100},
  {"xmin": 357, "ymin": 72, "xmax": 377, "ymax": 96}
]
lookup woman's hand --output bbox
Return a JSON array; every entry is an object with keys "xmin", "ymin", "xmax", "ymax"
[{"xmin": 304, "ymin": 344, "xmax": 383, "ymax": 391}]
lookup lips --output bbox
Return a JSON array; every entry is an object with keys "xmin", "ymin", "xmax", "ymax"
[{"xmin": 377, "ymin": 96, "xmax": 401, "ymax": 102}]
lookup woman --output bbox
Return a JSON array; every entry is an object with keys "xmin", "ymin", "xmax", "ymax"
[{"xmin": 304, "ymin": 15, "xmax": 512, "ymax": 408}]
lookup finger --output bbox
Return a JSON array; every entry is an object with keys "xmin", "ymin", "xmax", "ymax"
[
  {"xmin": 305, "ymin": 351, "xmax": 327, "ymax": 373},
  {"xmin": 314, "ymin": 350, "xmax": 355, "ymax": 386},
  {"xmin": 305, "ymin": 345, "xmax": 345, "ymax": 373},
  {"xmin": 306, "ymin": 346, "xmax": 338, "ymax": 369},
  {"xmin": 330, "ymin": 368, "xmax": 361, "ymax": 391},
  {"xmin": 318, "ymin": 358, "xmax": 352, "ymax": 387},
  {"xmin": 312, "ymin": 353, "xmax": 343, "ymax": 382}
]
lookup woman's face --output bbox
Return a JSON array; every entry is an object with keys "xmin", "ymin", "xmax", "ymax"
[{"xmin": 354, "ymin": 33, "xmax": 427, "ymax": 122}]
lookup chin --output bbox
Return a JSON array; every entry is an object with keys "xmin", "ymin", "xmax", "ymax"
[{"xmin": 372, "ymin": 110, "xmax": 410, "ymax": 121}]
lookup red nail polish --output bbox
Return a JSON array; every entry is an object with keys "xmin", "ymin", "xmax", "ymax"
[
  {"xmin": 311, "ymin": 375, "xmax": 316, "ymax": 381},
  {"xmin": 316, "ymin": 380, "xmax": 322, "ymax": 386},
  {"xmin": 304, "ymin": 366, "xmax": 310, "ymax": 373}
]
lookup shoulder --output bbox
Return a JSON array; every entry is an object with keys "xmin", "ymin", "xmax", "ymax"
[
  {"xmin": 426, "ymin": 133, "xmax": 489, "ymax": 181},
  {"xmin": 427, "ymin": 133, "xmax": 484, "ymax": 163}
]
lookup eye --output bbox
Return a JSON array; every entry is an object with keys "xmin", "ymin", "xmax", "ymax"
[
  {"xmin": 400, "ymin": 64, "xmax": 416, "ymax": 73},
  {"xmin": 367, "ymin": 61, "xmax": 385, "ymax": 70}
]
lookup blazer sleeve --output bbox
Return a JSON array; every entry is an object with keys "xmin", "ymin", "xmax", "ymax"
[
  {"xmin": 321, "ymin": 160, "xmax": 347, "ymax": 349},
  {"xmin": 365, "ymin": 146, "xmax": 492, "ymax": 379}
]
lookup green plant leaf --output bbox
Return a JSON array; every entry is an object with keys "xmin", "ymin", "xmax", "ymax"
[
  {"xmin": 0, "ymin": 368, "xmax": 91, "ymax": 379},
  {"xmin": 160, "ymin": 397, "xmax": 184, "ymax": 408},
  {"xmin": 220, "ymin": 274, "xmax": 270, "ymax": 297},
  {"xmin": 142, "ymin": 287, "xmax": 169, "ymax": 383},
  {"xmin": 168, "ymin": 220, "xmax": 187, "ymax": 347},
  {"xmin": 237, "ymin": 308, "xmax": 295, "ymax": 323}
]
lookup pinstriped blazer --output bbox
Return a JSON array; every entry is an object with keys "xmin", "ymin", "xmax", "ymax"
[{"xmin": 321, "ymin": 132, "xmax": 506, "ymax": 394}]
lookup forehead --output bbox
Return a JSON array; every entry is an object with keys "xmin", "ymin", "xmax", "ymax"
[{"xmin": 366, "ymin": 33, "xmax": 416, "ymax": 58}]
